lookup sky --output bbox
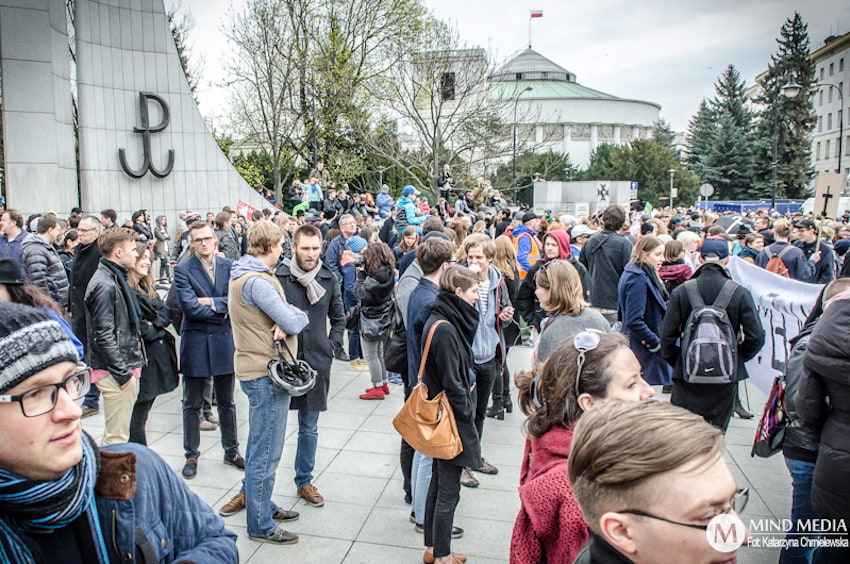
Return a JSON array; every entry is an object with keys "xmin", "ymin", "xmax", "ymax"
[{"xmin": 180, "ymin": 0, "xmax": 850, "ymax": 134}]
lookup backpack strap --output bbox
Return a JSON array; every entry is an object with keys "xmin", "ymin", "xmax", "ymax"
[
  {"xmin": 684, "ymin": 280, "xmax": 705, "ymax": 309},
  {"xmin": 777, "ymin": 245, "xmax": 795, "ymax": 260},
  {"xmin": 764, "ymin": 247, "xmax": 775, "ymax": 260},
  {"xmin": 712, "ymin": 280, "xmax": 738, "ymax": 310}
]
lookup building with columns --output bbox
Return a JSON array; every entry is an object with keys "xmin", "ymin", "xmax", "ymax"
[
  {"xmin": 488, "ymin": 48, "xmax": 661, "ymax": 168},
  {"xmin": 808, "ymin": 32, "xmax": 850, "ymax": 178}
]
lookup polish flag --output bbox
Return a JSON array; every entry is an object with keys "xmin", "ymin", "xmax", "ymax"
[{"xmin": 530, "ymin": 9, "xmax": 543, "ymax": 18}]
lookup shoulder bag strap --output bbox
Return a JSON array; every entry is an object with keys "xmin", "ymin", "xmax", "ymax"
[{"xmin": 418, "ymin": 320, "xmax": 447, "ymax": 383}]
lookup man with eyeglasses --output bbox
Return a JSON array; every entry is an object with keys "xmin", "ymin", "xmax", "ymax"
[
  {"xmin": 0, "ymin": 302, "xmax": 238, "ymax": 562},
  {"xmin": 569, "ymin": 399, "xmax": 749, "ymax": 564},
  {"xmin": 70, "ymin": 216, "xmax": 103, "ymax": 417},
  {"xmin": 173, "ymin": 221, "xmax": 244, "ymax": 480}
]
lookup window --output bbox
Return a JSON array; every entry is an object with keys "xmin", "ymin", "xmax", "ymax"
[
  {"xmin": 820, "ymin": 67, "xmax": 825, "ymax": 80},
  {"xmin": 842, "ymin": 58, "xmax": 846, "ymax": 72},
  {"xmin": 819, "ymin": 91, "xmax": 824, "ymax": 106},
  {"xmin": 829, "ymin": 88, "xmax": 833, "ymax": 104},
  {"xmin": 816, "ymin": 142, "xmax": 821, "ymax": 160},
  {"xmin": 826, "ymin": 140, "xmax": 831, "ymax": 158},
  {"xmin": 818, "ymin": 116, "xmax": 823, "ymax": 132},
  {"xmin": 830, "ymin": 63, "xmax": 834, "ymax": 76},
  {"xmin": 515, "ymin": 73, "xmax": 522, "ymax": 80},
  {"xmin": 440, "ymin": 72, "xmax": 455, "ymax": 102},
  {"xmin": 828, "ymin": 113, "xmax": 832, "ymax": 129}
]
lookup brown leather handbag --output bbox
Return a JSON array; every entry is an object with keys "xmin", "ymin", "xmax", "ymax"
[{"xmin": 392, "ymin": 320, "xmax": 464, "ymax": 460}]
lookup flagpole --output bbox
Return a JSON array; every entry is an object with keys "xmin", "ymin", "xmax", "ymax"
[{"xmin": 529, "ymin": 16, "xmax": 532, "ymax": 48}]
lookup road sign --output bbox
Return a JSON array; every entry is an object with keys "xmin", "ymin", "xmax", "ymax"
[
  {"xmin": 700, "ymin": 183, "xmax": 715, "ymax": 198},
  {"xmin": 629, "ymin": 181, "xmax": 639, "ymax": 200},
  {"xmin": 671, "ymin": 188, "xmax": 678, "ymax": 198}
]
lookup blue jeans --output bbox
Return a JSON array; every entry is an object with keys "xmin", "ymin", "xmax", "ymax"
[
  {"xmin": 295, "ymin": 409, "xmax": 320, "ymax": 488},
  {"xmin": 781, "ymin": 456, "xmax": 818, "ymax": 564},
  {"xmin": 239, "ymin": 377, "xmax": 291, "ymax": 537},
  {"xmin": 410, "ymin": 451, "xmax": 433, "ymax": 525}
]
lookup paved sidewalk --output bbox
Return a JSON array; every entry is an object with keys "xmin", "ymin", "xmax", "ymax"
[{"xmin": 82, "ymin": 347, "xmax": 787, "ymax": 563}]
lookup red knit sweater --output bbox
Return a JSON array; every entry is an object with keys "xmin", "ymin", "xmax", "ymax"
[{"xmin": 510, "ymin": 425, "xmax": 589, "ymax": 564}]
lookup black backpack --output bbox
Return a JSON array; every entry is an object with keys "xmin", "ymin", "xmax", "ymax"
[{"xmin": 680, "ymin": 280, "xmax": 739, "ymax": 384}]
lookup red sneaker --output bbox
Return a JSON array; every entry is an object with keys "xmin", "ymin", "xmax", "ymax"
[
  {"xmin": 359, "ymin": 387, "xmax": 385, "ymax": 400},
  {"xmin": 382, "ymin": 383, "xmax": 390, "ymax": 395}
]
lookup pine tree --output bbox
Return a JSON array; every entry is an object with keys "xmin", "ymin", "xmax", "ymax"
[
  {"xmin": 702, "ymin": 65, "xmax": 755, "ymax": 198},
  {"xmin": 685, "ymin": 100, "xmax": 715, "ymax": 181},
  {"xmin": 652, "ymin": 119, "xmax": 676, "ymax": 152},
  {"xmin": 704, "ymin": 113, "xmax": 752, "ymax": 199},
  {"xmin": 752, "ymin": 12, "xmax": 816, "ymax": 199}
]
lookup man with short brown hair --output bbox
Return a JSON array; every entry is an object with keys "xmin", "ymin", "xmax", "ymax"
[
  {"xmin": 85, "ymin": 227, "xmax": 143, "ymax": 444},
  {"xmin": 0, "ymin": 208, "xmax": 26, "ymax": 263},
  {"xmin": 569, "ymin": 400, "xmax": 747, "ymax": 564}
]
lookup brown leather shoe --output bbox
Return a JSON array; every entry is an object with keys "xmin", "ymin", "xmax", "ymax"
[
  {"xmin": 297, "ymin": 484, "xmax": 325, "ymax": 507},
  {"xmin": 219, "ymin": 492, "xmax": 246, "ymax": 517},
  {"xmin": 422, "ymin": 550, "xmax": 467, "ymax": 563}
]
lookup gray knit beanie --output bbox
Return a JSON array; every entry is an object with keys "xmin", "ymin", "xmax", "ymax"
[{"xmin": 0, "ymin": 303, "xmax": 79, "ymax": 394}]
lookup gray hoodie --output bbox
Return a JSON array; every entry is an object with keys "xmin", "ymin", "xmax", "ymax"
[
  {"xmin": 230, "ymin": 255, "xmax": 309, "ymax": 335},
  {"xmin": 472, "ymin": 264, "xmax": 510, "ymax": 364}
]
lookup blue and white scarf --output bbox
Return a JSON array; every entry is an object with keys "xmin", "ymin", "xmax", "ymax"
[{"xmin": 0, "ymin": 432, "xmax": 109, "ymax": 563}]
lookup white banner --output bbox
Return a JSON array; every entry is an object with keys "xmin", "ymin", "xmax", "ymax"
[{"xmin": 726, "ymin": 256, "xmax": 822, "ymax": 393}]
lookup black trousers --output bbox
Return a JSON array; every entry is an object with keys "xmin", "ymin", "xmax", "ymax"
[
  {"xmin": 424, "ymin": 459, "xmax": 462, "ymax": 558},
  {"xmin": 183, "ymin": 375, "xmax": 239, "ymax": 460},
  {"xmin": 472, "ymin": 357, "xmax": 501, "ymax": 440},
  {"xmin": 491, "ymin": 357, "xmax": 512, "ymax": 406},
  {"xmin": 400, "ymin": 376, "xmax": 414, "ymax": 499},
  {"xmin": 129, "ymin": 398, "xmax": 155, "ymax": 445},
  {"xmin": 671, "ymin": 380, "xmax": 736, "ymax": 433}
]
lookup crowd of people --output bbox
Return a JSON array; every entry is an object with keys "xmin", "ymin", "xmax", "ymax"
[{"xmin": 0, "ymin": 177, "xmax": 849, "ymax": 562}]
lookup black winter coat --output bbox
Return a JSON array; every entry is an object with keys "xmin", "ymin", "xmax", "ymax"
[
  {"xmin": 70, "ymin": 241, "xmax": 102, "ymax": 343},
  {"xmin": 355, "ymin": 267, "xmax": 395, "ymax": 341},
  {"xmin": 215, "ymin": 229, "xmax": 240, "ymax": 261},
  {"xmin": 276, "ymin": 261, "xmax": 346, "ymax": 412},
  {"xmin": 421, "ymin": 292, "xmax": 482, "ymax": 469},
  {"xmin": 578, "ymin": 230, "xmax": 632, "ymax": 310},
  {"xmin": 84, "ymin": 261, "xmax": 145, "ymax": 384},
  {"xmin": 659, "ymin": 263, "xmax": 764, "ymax": 383},
  {"xmin": 135, "ymin": 290, "xmax": 179, "ymax": 402},
  {"xmin": 21, "ymin": 233, "xmax": 69, "ymax": 308},
  {"xmin": 798, "ymin": 298, "xmax": 850, "ymax": 520},
  {"xmin": 782, "ymin": 322, "xmax": 820, "ymax": 463}
]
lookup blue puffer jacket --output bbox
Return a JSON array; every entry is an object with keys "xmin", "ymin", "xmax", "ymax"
[
  {"xmin": 617, "ymin": 263, "xmax": 671, "ymax": 386},
  {"xmin": 96, "ymin": 443, "xmax": 238, "ymax": 563}
]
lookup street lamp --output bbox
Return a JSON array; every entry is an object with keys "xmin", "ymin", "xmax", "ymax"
[
  {"xmin": 512, "ymin": 86, "xmax": 534, "ymax": 189},
  {"xmin": 667, "ymin": 169, "xmax": 675, "ymax": 209},
  {"xmin": 783, "ymin": 74, "xmax": 843, "ymax": 175}
]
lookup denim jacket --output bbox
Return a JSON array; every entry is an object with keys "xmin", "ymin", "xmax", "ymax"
[{"xmin": 95, "ymin": 443, "xmax": 238, "ymax": 563}]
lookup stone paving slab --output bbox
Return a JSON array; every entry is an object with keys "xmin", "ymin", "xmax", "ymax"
[{"xmin": 82, "ymin": 346, "xmax": 786, "ymax": 563}]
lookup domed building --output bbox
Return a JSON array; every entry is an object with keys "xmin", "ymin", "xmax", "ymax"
[{"xmin": 489, "ymin": 48, "xmax": 661, "ymax": 168}]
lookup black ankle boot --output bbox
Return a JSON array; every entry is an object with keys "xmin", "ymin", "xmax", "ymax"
[
  {"xmin": 503, "ymin": 396, "xmax": 513, "ymax": 414},
  {"xmin": 486, "ymin": 405, "xmax": 505, "ymax": 420}
]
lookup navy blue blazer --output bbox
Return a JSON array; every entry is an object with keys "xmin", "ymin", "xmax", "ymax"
[
  {"xmin": 617, "ymin": 263, "xmax": 672, "ymax": 386},
  {"xmin": 173, "ymin": 255, "xmax": 235, "ymax": 377}
]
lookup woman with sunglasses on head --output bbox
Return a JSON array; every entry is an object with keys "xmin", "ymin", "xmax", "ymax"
[
  {"xmin": 511, "ymin": 331, "xmax": 654, "ymax": 564},
  {"xmin": 420, "ymin": 265, "xmax": 482, "ymax": 564},
  {"xmin": 127, "ymin": 242, "xmax": 179, "ymax": 445},
  {"xmin": 617, "ymin": 235, "xmax": 673, "ymax": 389},
  {"xmin": 533, "ymin": 260, "xmax": 610, "ymax": 365}
]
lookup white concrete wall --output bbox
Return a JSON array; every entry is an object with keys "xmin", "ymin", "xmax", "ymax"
[
  {"xmin": 0, "ymin": 0, "xmax": 78, "ymax": 216},
  {"xmin": 75, "ymin": 0, "xmax": 270, "ymax": 226}
]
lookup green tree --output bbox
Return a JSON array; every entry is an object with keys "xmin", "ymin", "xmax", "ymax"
[
  {"xmin": 584, "ymin": 140, "xmax": 698, "ymax": 208},
  {"xmin": 702, "ymin": 65, "xmax": 755, "ymax": 199},
  {"xmin": 652, "ymin": 119, "xmax": 676, "ymax": 152},
  {"xmin": 685, "ymin": 99, "xmax": 716, "ymax": 182},
  {"xmin": 752, "ymin": 12, "xmax": 816, "ymax": 199},
  {"xmin": 493, "ymin": 150, "xmax": 575, "ymax": 205},
  {"xmin": 167, "ymin": 3, "xmax": 202, "ymax": 103}
]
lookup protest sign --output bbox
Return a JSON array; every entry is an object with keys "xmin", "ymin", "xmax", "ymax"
[
  {"xmin": 235, "ymin": 200, "xmax": 260, "ymax": 223},
  {"xmin": 726, "ymin": 256, "xmax": 822, "ymax": 393}
]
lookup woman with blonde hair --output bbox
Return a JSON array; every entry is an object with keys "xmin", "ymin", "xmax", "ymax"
[
  {"xmin": 617, "ymin": 235, "xmax": 672, "ymax": 386},
  {"xmin": 534, "ymin": 260, "xmax": 610, "ymax": 364},
  {"xmin": 488, "ymin": 236, "xmax": 521, "ymax": 418}
]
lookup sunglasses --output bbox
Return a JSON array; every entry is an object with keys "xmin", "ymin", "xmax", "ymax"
[{"xmin": 530, "ymin": 330, "xmax": 602, "ymax": 409}]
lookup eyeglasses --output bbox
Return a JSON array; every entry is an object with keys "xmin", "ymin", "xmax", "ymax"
[
  {"xmin": 573, "ymin": 330, "xmax": 602, "ymax": 397},
  {"xmin": 620, "ymin": 488, "xmax": 749, "ymax": 531},
  {"xmin": 0, "ymin": 367, "xmax": 91, "ymax": 417},
  {"xmin": 192, "ymin": 236, "xmax": 216, "ymax": 244}
]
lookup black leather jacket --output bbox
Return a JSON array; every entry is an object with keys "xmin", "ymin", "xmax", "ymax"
[{"xmin": 84, "ymin": 262, "xmax": 145, "ymax": 385}]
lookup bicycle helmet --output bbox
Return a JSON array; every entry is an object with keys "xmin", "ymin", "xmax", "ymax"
[{"xmin": 267, "ymin": 340, "xmax": 316, "ymax": 397}]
